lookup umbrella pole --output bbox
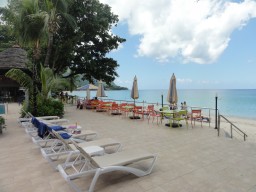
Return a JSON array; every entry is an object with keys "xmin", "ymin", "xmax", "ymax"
[
  {"xmin": 133, "ymin": 99, "xmax": 135, "ymax": 118},
  {"xmin": 161, "ymin": 94, "xmax": 163, "ymax": 108},
  {"xmin": 161, "ymin": 94, "xmax": 164, "ymax": 119}
]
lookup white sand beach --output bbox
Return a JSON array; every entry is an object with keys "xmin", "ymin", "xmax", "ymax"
[
  {"xmin": 217, "ymin": 116, "xmax": 256, "ymax": 143},
  {"xmin": 0, "ymin": 103, "xmax": 256, "ymax": 192}
]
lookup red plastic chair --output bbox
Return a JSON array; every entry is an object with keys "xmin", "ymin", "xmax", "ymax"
[
  {"xmin": 119, "ymin": 103, "xmax": 130, "ymax": 117},
  {"xmin": 134, "ymin": 106, "xmax": 144, "ymax": 119},
  {"xmin": 147, "ymin": 105, "xmax": 161, "ymax": 125},
  {"xmin": 191, "ymin": 109, "xmax": 203, "ymax": 127},
  {"xmin": 109, "ymin": 103, "xmax": 121, "ymax": 115}
]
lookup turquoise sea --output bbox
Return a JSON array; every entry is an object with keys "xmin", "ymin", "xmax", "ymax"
[{"xmin": 67, "ymin": 89, "xmax": 256, "ymax": 119}]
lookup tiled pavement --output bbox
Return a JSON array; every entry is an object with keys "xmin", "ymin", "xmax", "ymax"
[{"xmin": 0, "ymin": 103, "xmax": 256, "ymax": 192}]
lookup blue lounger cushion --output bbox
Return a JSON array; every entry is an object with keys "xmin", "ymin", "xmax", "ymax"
[
  {"xmin": 32, "ymin": 117, "xmax": 41, "ymax": 128},
  {"xmin": 38, "ymin": 122, "xmax": 48, "ymax": 138},
  {"xmin": 48, "ymin": 125, "xmax": 66, "ymax": 131},
  {"xmin": 60, "ymin": 132, "xmax": 72, "ymax": 139}
]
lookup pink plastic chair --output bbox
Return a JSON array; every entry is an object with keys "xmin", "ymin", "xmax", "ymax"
[{"xmin": 147, "ymin": 105, "xmax": 161, "ymax": 125}]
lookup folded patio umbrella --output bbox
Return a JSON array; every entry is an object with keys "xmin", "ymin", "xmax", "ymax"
[
  {"xmin": 130, "ymin": 76, "xmax": 140, "ymax": 119},
  {"xmin": 166, "ymin": 73, "xmax": 179, "ymax": 127},
  {"xmin": 167, "ymin": 73, "xmax": 178, "ymax": 106},
  {"xmin": 96, "ymin": 81, "xmax": 107, "ymax": 98}
]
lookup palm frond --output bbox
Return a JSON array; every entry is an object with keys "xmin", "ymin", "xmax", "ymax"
[{"xmin": 5, "ymin": 69, "xmax": 33, "ymax": 89}]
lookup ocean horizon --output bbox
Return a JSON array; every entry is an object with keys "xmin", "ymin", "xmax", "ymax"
[{"xmin": 67, "ymin": 89, "xmax": 256, "ymax": 119}]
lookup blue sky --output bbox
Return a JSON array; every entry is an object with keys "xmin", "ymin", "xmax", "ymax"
[
  {"xmin": 0, "ymin": 1, "xmax": 6, "ymax": 7},
  {"xmin": 110, "ymin": 19, "xmax": 256, "ymax": 90},
  {"xmin": 100, "ymin": 0, "xmax": 256, "ymax": 90},
  {"xmin": 1, "ymin": 0, "xmax": 256, "ymax": 90}
]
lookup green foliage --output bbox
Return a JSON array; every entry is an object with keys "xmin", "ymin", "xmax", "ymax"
[
  {"xmin": 36, "ymin": 97, "xmax": 64, "ymax": 117},
  {"xmin": 2, "ymin": 0, "xmax": 126, "ymax": 108},
  {"xmin": 0, "ymin": 116, "xmax": 5, "ymax": 125},
  {"xmin": 0, "ymin": 116, "xmax": 5, "ymax": 134},
  {"xmin": 5, "ymin": 66, "xmax": 70, "ymax": 114},
  {"xmin": 0, "ymin": 25, "xmax": 16, "ymax": 52},
  {"xmin": 75, "ymin": 75, "xmax": 128, "ymax": 90},
  {"xmin": 39, "ymin": 64, "xmax": 68, "ymax": 99},
  {"xmin": 2, "ymin": 0, "xmax": 125, "ymax": 85},
  {"xmin": 42, "ymin": 0, "xmax": 77, "ymax": 67},
  {"xmin": 51, "ymin": 0, "xmax": 126, "ymax": 84},
  {"xmin": 5, "ymin": 68, "xmax": 33, "ymax": 90}
]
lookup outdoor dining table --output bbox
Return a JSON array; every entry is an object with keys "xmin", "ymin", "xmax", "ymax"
[
  {"xmin": 122, "ymin": 105, "xmax": 134, "ymax": 109},
  {"xmin": 155, "ymin": 109, "xmax": 182, "ymax": 127},
  {"xmin": 103, "ymin": 103, "xmax": 112, "ymax": 106},
  {"xmin": 121, "ymin": 105, "xmax": 134, "ymax": 118},
  {"xmin": 101, "ymin": 103, "xmax": 113, "ymax": 110},
  {"xmin": 96, "ymin": 102, "xmax": 113, "ymax": 112},
  {"xmin": 122, "ymin": 105, "xmax": 135, "ymax": 113}
]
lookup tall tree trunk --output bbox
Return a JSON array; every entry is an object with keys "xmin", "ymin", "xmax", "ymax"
[
  {"xmin": 44, "ymin": 33, "xmax": 53, "ymax": 67},
  {"xmin": 32, "ymin": 61, "xmax": 38, "ymax": 116},
  {"xmin": 32, "ymin": 41, "xmax": 40, "ymax": 116}
]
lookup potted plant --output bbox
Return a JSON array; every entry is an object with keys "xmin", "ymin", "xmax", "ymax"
[{"xmin": 0, "ymin": 116, "xmax": 5, "ymax": 134}]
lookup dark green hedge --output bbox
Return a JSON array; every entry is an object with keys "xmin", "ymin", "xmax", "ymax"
[
  {"xmin": 22, "ymin": 98, "xmax": 64, "ymax": 118},
  {"xmin": 37, "ymin": 99, "xmax": 64, "ymax": 117}
]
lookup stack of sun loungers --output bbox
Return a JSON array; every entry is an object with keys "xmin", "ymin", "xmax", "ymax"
[{"xmin": 19, "ymin": 113, "xmax": 157, "ymax": 192}]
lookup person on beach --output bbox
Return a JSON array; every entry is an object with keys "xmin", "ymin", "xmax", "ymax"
[
  {"xmin": 183, "ymin": 101, "xmax": 187, "ymax": 110},
  {"xmin": 170, "ymin": 103, "xmax": 177, "ymax": 110},
  {"xmin": 77, "ymin": 99, "xmax": 81, "ymax": 109},
  {"xmin": 65, "ymin": 92, "xmax": 69, "ymax": 103},
  {"xmin": 60, "ymin": 91, "xmax": 64, "ymax": 103},
  {"xmin": 180, "ymin": 102, "xmax": 184, "ymax": 110}
]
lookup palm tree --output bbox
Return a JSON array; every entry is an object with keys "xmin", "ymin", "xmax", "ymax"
[
  {"xmin": 18, "ymin": 0, "xmax": 47, "ymax": 59},
  {"xmin": 5, "ymin": 65, "xmax": 69, "ymax": 117},
  {"xmin": 42, "ymin": 0, "xmax": 76, "ymax": 67},
  {"xmin": 5, "ymin": 0, "xmax": 75, "ymax": 114},
  {"xmin": 5, "ymin": 68, "xmax": 34, "ymax": 111},
  {"xmin": 5, "ymin": 69, "xmax": 33, "ymax": 91},
  {"xmin": 16, "ymin": 0, "xmax": 48, "ymax": 115},
  {"xmin": 5, "ymin": 65, "xmax": 70, "ymax": 105},
  {"xmin": 39, "ymin": 64, "xmax": 67, "ymax": 99}
]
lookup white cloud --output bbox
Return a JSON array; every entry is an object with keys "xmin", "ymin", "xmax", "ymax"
[
  {"xmin": 177, "ymin": 78, "xmax": 193, "ymax": 83},
  {"xmin": 100, "ymin": 0, "xmax": 256, "ymax": 64},
  {"xmin": 114, "ymin": 78, "xmax": 131, "ymax": 85},
  {"xmin": 198, "ymin": 80, "xmax": 210, "ymax": 84}
]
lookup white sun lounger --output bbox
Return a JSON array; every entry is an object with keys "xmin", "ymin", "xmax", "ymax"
[
  {"xmin": 41, "ymin": 130, "xmax": 122, "ymax": 169},
  {"xmin": 29, "ymin": 120, "xmax": 97, "ymax": 148},
  {"xmin": 18, "ymin": 110, "xmax": 60, "ymax": 125},
  {"xmin": 21, "ymin": 116, "xmax": 69, "ymax": 137},
  {"xmin": 57, "ymin": 141, "xmax": 157, "ymax": 192},
  {"xmin": 41, "ymin": 118, "xmax": 70, "ymax": 125},
  {"xmin": 32, "ymin": 129, "xmax": 97, "ymax": 148}
]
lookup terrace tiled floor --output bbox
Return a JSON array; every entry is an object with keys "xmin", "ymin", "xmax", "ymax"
[{"xmin": 1, "ymin": 103, "xmax": 256, "ymax": 192}]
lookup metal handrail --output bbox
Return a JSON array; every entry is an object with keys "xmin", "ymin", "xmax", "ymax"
[{"xmin": 218, "ymin": 114, "xmax": 247, "ymax": 141}]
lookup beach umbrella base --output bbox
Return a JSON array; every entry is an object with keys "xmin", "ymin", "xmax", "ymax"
[
  {"xmin": 165, "ymin": 123, "xmax": 182, "ymax": 128},
  {"xmin": 129, "ymin": 116, "xmax": 141, "ymax": 119},
  {"xmin": 96, "ymin": 110, "xmax": 106, "ymax": 112},
  {"xmin": 111, "ymin": 112, "xmax": 122, "ymax": 115}
]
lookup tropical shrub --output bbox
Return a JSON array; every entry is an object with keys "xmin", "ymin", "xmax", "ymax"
[
  {"xmin": 36, "ymin": 98, "xmax": 64, "ymax": 117},
  {"xmin": 0, "ymin": 116, "xmax": 5, "ymax": 134},
  {"xmin": 0, "ymin": 116, "xmax": 5, "ymax": 125},
  {"xmin": 23, "ymin": 96, "xmax": 64, "ymax": 117}
]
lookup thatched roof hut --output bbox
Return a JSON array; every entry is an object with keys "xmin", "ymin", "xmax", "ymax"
[
  {"xmin": 0, "ymin": 45, "xmax": 28, "ymax": 72},
  {"xmin": 0, "ymin": 46, "xmax": 29, "ymax": 102}
]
